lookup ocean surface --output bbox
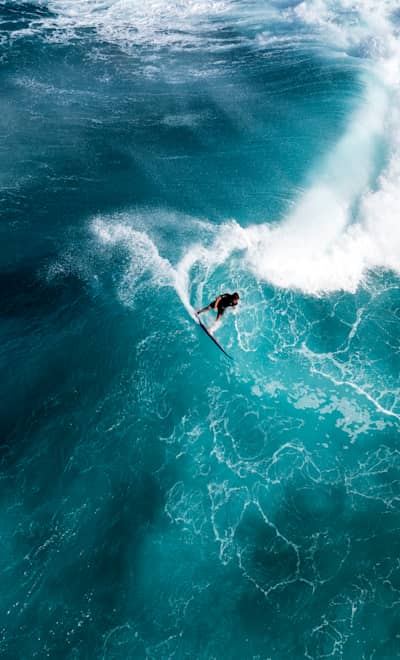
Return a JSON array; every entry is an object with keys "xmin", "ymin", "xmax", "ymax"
[{"xmin": 1, "ymin": 1, "xmax": 400, "ymax": 658}]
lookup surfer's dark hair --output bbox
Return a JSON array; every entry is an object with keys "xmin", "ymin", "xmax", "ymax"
[{"xmin": 233, "ymin": 292, "xmax": 239, "ymax": 299}]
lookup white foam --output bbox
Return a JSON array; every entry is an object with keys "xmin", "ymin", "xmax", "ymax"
[
  {"xmin": 34, "ymin": 0, "xmax": 233, "ymax": 49},
  {"xmin": 263, "ymin": 0, "xmax": 400, "ymax": 294},
  {"xmin": 92, "ymin": 216, "xmax": 174, "ymax": 305}
]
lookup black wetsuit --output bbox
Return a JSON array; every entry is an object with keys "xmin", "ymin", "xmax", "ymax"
[{"xmin": 211, "ymin": 293, "xmax": 237, "ymax": 315}]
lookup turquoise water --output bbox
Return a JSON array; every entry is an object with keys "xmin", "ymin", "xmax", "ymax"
[{"xmin": 1, "ymin": 1, "xmax": 400, "ymax": 657}]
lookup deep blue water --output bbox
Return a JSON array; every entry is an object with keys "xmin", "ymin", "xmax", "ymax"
[{"xmin": 2, "ymin": 1, "xmax": 400, "ymax": 658}]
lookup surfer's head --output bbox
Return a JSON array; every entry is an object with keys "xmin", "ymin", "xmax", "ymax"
[{"xmin": 232, "ymin": 292, "xmax": 240, "ymax": 305}]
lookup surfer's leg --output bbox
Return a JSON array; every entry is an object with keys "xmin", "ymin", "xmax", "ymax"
[
  {"xmin": 211, "ymin": 308, "xmax": 224, "ymax": 330},
  {"xmin": 197, "ymin": 303, "xmax": 213, "ymax": 315}
]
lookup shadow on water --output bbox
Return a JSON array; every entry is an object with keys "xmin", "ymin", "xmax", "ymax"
[{"xmin": 1, "ymin": 469, "xmax": 167, "ymax": 658}]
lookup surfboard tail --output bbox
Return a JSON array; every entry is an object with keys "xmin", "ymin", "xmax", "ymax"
[{"xmin": 195, "ymin": 313, "xmax": 233, "ymax": 360}]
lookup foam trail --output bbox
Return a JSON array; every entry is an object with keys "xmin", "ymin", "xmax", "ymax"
[{"xmin": 92, "ymin": 214, "xmax": 249, "ymax": 319}]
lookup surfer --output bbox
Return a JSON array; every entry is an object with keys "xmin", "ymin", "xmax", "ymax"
[{"xmin": 197, "ymin": 292, "xmax": 240, "ymax": 328}]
